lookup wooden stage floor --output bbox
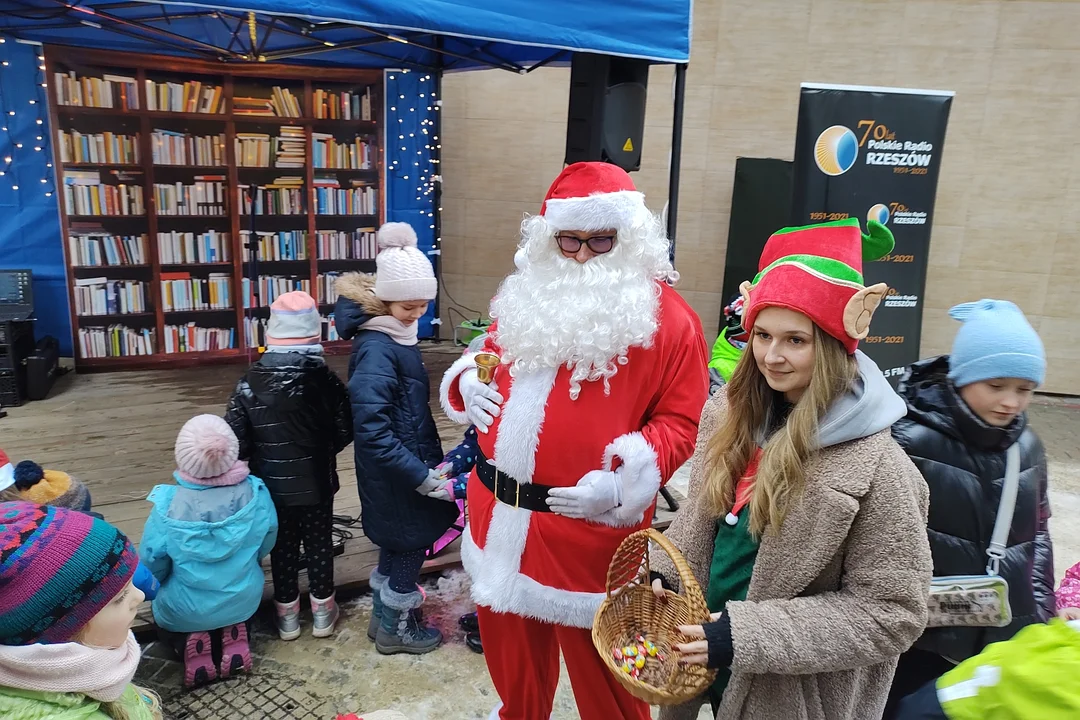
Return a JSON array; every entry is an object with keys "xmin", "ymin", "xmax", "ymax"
[{"xmin": 0, "ymin": 345, "xmax": 682, "ymax": 632}]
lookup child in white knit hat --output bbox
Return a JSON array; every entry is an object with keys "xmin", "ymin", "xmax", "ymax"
[
  {"xmin": 333, "ymin": 222, "xmax": 457, "ymax": 655},
  {"xmin": 139, "ymin": 414, "xmax": 278, "ymax": 688}
]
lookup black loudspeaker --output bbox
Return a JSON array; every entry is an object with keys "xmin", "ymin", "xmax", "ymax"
[
  {"xmin": 720, "ymin": 158, "xmax": 795, "ymax": 329},
  {"xmin": 25, "ymin": 335, "xmax": 59, "ymax": 401},
  {"xmin": 565, "ymin": 53, "xmax": 649, "ymax": 172}
]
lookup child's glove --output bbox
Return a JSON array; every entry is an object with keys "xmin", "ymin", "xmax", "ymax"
[
  {"xmin": 416, "ymin": 468, "xmax": 445, "ymax": 496},
  {"xmin": 426, "ymin": 479, "xmax": 456, "ymax": 503}
]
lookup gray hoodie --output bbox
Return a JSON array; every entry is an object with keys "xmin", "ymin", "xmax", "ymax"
[{"xmin": 818, "ymin": 350, "xmax": 907, "ymax": 448}]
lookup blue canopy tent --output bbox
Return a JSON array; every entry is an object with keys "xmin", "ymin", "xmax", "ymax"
[{"xmin": 0, "ymin": 0, "xmax": 692, "ymax": 350}]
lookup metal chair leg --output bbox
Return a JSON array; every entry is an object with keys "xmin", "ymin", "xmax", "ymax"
[{"xmin": 659, "ymin": 486, "xmax": 679, "ymax": 512}]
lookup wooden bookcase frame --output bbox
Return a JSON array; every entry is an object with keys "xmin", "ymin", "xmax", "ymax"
[{"xmin": 44, "ymin": 47, "xmax": 384, "ymax": 371}]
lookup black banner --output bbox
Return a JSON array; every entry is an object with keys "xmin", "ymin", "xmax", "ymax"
[{"xmin": 791, "ymin": 83, "xmax": 952, "ymax": 384}]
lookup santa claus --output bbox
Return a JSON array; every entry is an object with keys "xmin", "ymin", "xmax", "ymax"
[{"xmin": 441, "ymin": 162, "xmax": 709, "ymax": 720}]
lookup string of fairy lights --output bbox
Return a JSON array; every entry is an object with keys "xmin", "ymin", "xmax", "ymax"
[
  {"xmin": 0, "ymin": 36, "xmax": 55, "ymax": 198},
  {"xmin": 386, "ymin": 68, "xmax": 440, "ymax": 249}
]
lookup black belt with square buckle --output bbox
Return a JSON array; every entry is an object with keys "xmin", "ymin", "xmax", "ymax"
[{"xmin": 475, "ymin": 449, "xmax": 555, "ymax": 512}]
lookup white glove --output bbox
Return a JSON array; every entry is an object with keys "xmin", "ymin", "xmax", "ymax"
[
  {"xmin": 459, "ymin": 368, "xmax": 503, "ymax": 433},
  {"xmin": 546, "ymin": 470, "xmax": 623, "ymax": 520},
  {"xmin": 416, "ymin": 468, "xmax": 445, "ymax": 496}
]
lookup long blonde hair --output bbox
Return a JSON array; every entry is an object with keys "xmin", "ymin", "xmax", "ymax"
[{"xmin": 704, "ymin": 323, "xmax": 857, "ymax": 536}]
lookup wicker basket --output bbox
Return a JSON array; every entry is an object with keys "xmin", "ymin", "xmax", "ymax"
[{"xmin": 591, "ymin": 528, "xmax": 717, "ymax": 705}]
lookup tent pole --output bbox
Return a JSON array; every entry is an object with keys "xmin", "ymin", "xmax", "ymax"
[
  {"xmin": 432, "ymin": 38, "xmax": 445, "ymax": 341},
  {"xmin": 666, "ymin": 62, "xmax": 687, "ymax": 262}
]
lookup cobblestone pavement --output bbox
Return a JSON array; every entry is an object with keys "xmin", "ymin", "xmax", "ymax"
[{"xmin": 136, "ymin": 397, "xmax": 1080, "ymax": 720}]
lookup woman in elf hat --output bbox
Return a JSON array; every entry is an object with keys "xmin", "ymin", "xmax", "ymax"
[
  {"xmin": 651, "ymin": 219, "xmax": 932, "ymax": 720},
  {"xmin": 0, "ymin": 502, "xmax": 160, "ymax": 719}
]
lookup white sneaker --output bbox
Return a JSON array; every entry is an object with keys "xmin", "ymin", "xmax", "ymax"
[
  {"xmin": 275, "ymin": 597, "xmax": 301, "ymax": 641},
  {"xmin": 310, "ymin": 592, "xmax": 340, "ymax": 638}
]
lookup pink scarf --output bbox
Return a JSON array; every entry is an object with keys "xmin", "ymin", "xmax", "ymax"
[
  {"xmin": 177, "ymin": 459, "xmax": 250, "ymax": 487},
  {"xmin": 0, "ymin": 631, "xmax": 141, "ymax": 702}
]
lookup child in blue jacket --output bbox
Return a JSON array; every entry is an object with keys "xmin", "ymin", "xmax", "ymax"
[{"xmin": 139, "ymin": 414, "xmax": 278, "ymax": 689}]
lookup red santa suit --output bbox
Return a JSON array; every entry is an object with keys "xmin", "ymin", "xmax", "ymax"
[{"xmin": 441, "ymin": 163, "xmax": 709, "ymax": 720}]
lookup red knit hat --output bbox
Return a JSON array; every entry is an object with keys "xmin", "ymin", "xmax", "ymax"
[
  {"xmin": 740, "ymin": 219, "xmax": 894, "ymax": 354},
  {"xmin": 539, "ymin": 162, "xmax": 648, "ymax": 232}
]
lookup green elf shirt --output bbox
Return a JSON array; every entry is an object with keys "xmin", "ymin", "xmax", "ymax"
[{"xmin": 705, "ymin": 448, "xmax": 762, "ymax": 703}]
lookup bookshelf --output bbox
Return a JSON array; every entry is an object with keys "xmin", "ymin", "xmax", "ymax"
[{"xmin": 45, "ymin": 48, "xmax": 384, "ymax": 371}]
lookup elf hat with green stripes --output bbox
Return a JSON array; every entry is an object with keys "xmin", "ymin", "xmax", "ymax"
[{"xmin": 739, "ymin": 218, "xmax": 894, "ymax": 354}]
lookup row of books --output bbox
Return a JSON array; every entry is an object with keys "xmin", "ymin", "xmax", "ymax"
[
  {"xmin": 240, "ymin": 230, "xmax": 307, "ymax": 261},
  {"xmin": 54, "ymin": 72, "xmax": 138, "ymax": 110},
  {"xmin": 276, "ymin": 127, "xmax": 306, "ymax": 169},
  {"xmin": 312, "ymin": 182, "xmax": 378, "ymax": 216},
  {"xmin": 64, "ymin": 173, "xmax": 145, "ymax": 216},
  {"xmin": 73, "ymin": 278, "xmax": 148, "ymax": 317},
  {"xmin": 158, "ymin": 230, "xmax": 231, "ymax": 264},
  {"xmin": 236, "ymin": 87, "xmax": 302, "ymax": 117},
  {"xmin": 242, "ymin": 275, "xmax": 310, "ymax": 308},
  {"xmin": 57, "ymin": 131, "xmax": 140, "ymax": 165},
  {"xmin": 150, "ymin": 131, "xmax": 225, "ymax": 166},
  {"xmin": 235, "ymin": 133, "xmax": 271, "ymax": 167},
  {"xmin": 78, "ymin": 325, "xmax": 156, "ymax": 358},
  {"xmin": 237, "ymin": 181, "xmax": 304, "ymax": 215},
  {"xmin": 153, "ymin": 179, "xmax": 226, "ymax": 216},
  {"xmin": 68, "ymin": 233, "xmax": 149, "ymax": 267},
  {"xmin": 146, "ymin": 80, "xmax": 224, "ymax": 114},
  {"xmin": 243, "ymin": 314, "xmax": 338, "ymax": 347},
  {"xmin": 316, "ymin": 272, "xmax": 342, "ymax": 305},
  {"xmin": 315, "ymin": 229, "xmax": 378, "ymax": 260},
  {"xmin": 163, "ymin": 323, "xmax": 236, "ymax": 353},
  {"xmin": 160, "ymin": 273, "xmax": 233, "ymax": 312},
  {"xmin": 312, "ymin": 134, "xmax": 375, "ymax": 169},
  {"xmin": 313, "ymin": 88, "xmax": 374, "ymax": 121}
]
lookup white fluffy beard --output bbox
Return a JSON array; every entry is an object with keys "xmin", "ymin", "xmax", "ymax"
[{"xmin": 490, "ymin": 213, "xmax": 676, "ymax": 400}]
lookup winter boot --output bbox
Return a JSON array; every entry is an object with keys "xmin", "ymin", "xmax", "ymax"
[
  {"xmin": 182, "ymin": 631, "xmax": 217, "ymax": 688},
  {"xmin": 310, "ymin": 592, "xmax": 340, "ymax": 638},
  {"xmin": 218, "ymin": 623, "xmax": 252, "ymax": 680},
  {"xmin": 368, "ymin": 569, "xmax": 388, "ymax": 641},
  {"xmin": 459, "ymin": 611, "xmax": 480, "ymax": 632},
  {"xmin": 274, "ymin": 597, "xmax": 301, "ymax": 641},
  {"xmin": 374, "ymin": 586, "xmax": 442, "ymax": 655}
]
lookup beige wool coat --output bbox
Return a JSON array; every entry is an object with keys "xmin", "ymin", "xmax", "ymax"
[{"xmin": 655, "ymin": 390, "xmax": 932, "ymax": 720}]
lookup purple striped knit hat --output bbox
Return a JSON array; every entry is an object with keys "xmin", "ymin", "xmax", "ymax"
[{"xmin": 0, "ymin": 502, "xmax": 138, "ymax": 645}]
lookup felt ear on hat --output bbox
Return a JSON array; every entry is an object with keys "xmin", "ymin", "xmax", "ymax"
[
  {"xmin": 738, "ymin": 280, "xmax": 754, "ymax": 331},
  {"xmin": 843, "ymin": 283, "xmax": 889, "ymax": 340}
]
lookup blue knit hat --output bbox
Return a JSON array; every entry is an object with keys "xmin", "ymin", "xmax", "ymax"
[{"xmin": 947, "ymin": 299, "xmax": 1045, "ymax": 388}]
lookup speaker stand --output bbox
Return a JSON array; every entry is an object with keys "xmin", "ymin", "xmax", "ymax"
[{"xmin": 659, "ymin": 486, "xmax": 679, "ymax": 512}]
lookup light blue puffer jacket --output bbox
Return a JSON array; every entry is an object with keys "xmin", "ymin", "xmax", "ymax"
[{"xmin": 139, "ymin": 473, "xmax": 277, "ymax": 632}]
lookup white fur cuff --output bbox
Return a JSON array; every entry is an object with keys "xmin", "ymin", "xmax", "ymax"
[
  {"xmin": 594, "ymin": 432, "xmax": 662, "ymax": 527},
  {"xmin": 440, "ymin": 353, "xmax": 477, "ymax": 425}
]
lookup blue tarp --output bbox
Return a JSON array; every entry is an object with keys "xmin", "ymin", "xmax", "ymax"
[{"xmin": 0, "ymin": 0, "xmax": 692, "ymax": 68}]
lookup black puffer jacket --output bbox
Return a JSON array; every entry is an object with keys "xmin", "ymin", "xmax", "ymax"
[
  {"xmin": 892, "ymin": 356, "xmax": 1055, "ymax": 662},
  {"xmin": 334, "ymin": 273, "xmax": 455, "ymax": 553},
  {"xmin": 225, "ymin": 351, "xmax": 352, "ymax": 506}
]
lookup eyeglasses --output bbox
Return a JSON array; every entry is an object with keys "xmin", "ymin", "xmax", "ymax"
[{"xmin": 555, "ymin": 233, "xmax": 616, "ymax": 255}]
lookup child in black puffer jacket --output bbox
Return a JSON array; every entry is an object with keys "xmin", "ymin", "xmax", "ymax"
[
  {"xmin": 885, "ymin": 300, "xmax": 1054, "ymax": 718},
  {"xmin": 225, "ymin": 290, "xmax": 352, "ymax": 641}
]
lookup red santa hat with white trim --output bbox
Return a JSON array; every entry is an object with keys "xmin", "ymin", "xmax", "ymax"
[{"xmin": 539, "ymin": 162, "xmax": 650, "ymax": 232}]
